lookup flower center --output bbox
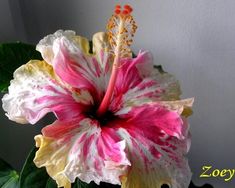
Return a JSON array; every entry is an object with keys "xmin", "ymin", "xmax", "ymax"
[{"xmin": 87, "ymin": 108, "xmax": 117, "ymax": 126}]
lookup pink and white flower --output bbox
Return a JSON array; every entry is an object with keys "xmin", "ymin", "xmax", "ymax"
[{"xmin": 2, "ymin": 5, "xmax": 193, "ymax": 188}]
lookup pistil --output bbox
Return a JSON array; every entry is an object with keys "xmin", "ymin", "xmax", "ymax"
[{"xmin": 97, "ymin": 4, "xmax": 137, "ymax": 117}]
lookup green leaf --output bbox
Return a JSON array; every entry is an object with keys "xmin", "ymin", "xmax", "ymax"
[
  {"xmin": 0, "ymin": 158, "xmax": 19, "ymax": 188},
  {"xmin": 72, "ymin": 179, "xmax": 98, "ymax": 188},
  {"xmin": 153, "ymin": 65, "xmax": 166, "ymax": 74},
  {"xmin": 20, "ymin": 148, "xmax": 57, "ymax": 188},
  {"xmin": 0, "ymin": 42, "xmax": 42, "ymax": 92},
  {"xmin": 72, "ymin": 179, "xmax": 121, "ymax": 188},
  {"xmin": 45, "ymin": 178, "xmax": 57, "ymax": 188},
  {"xmin": 19, "ymin": 147, "xmax": 54, "ymax": 188}
]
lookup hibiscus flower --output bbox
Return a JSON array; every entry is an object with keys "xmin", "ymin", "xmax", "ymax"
[{"xmin": 2, "ymin": 5, "xmax": 193, "ymax": 188}]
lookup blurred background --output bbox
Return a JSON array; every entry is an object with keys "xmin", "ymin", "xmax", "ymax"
[{"xmin": 0, "ymin": 0, "xmax": 235, "ymax": 187}]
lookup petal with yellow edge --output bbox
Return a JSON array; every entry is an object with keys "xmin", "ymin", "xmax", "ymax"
[
  {"xmin": 34, "ymin": 118, "xmax": 131, "ymax": 187},
  {"xmin": 2, "ymin": 60, "xmax": 93, "ymax": 124}
]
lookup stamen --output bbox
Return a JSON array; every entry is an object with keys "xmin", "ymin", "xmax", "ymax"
[
  {"xmin": 106, "ymin": 4, "xmax": 137, "ymax": 58},
  {"xmin": 97, "ymin": 4, "xmax": 137, "ymax": 117}
]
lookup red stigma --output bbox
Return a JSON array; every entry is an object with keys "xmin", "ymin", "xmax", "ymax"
[
  {"xmin": 115, "ymin": 9, "xmax": 121, "ymax": 14},
  {"xmin": 115, "ymin": 5, "xmax": 121, "ymax": 9},
  {"xmin": 114, "ymin": 4, "xmax": 121, "ymax": 15},
  {"xmin": 122, "ymin": 10, "xmax": 129, "ymax": 15},
  {"xmin": 114, "ymin": 4, "xmax": 133, "ymax": 15},
  {"xmin": 124, "ymin": 4, "xmax": 133, "ymax": 13}
]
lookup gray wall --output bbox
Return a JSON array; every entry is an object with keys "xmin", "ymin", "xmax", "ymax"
[
  {"xmin": 0, "ymin": 0, "xmax": 17, "ymax": 42},
  {"xmin": 1, "ymin": 0, "xmax": 235, "ymax": 187}
]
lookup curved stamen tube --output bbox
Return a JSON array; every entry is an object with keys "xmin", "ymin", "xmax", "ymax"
[{"xmin": 97, "ymin": 4, "xmax": 137, "ymax": 117}]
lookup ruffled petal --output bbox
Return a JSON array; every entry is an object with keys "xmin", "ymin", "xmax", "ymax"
[
  {"xmin": 159, "ymin": 98, "xmax": 194, "ymax": 117},
  {"xmin": 2, "ymin": 60, "xmax": 92, "ymax": 124},
  {"xmin": 110, "ymin": 51, "xmax": 154, "ymax": 112},
  {"xmin": 114, "ymin": 105, "xmax": 191, "ymax": 188},
  {"xmin": 34, "ymin": 118, "xmax": 130, "ymax": 187},
  {"xmin": 110, "ymin": 51, "xmax": 182, "ymax": 114},
  {"xmin": 37, "ymin": 30, "xmax": 111, "ymax": 102},
  {"xmin": 36, "ymin": 30, "xmax": 91, "ymax": 64},
  {"xmin": 34, "ymin": 135, "xmax": 72, "ymax": 188},
  {"xmin": 33, "ymin": 100, "xmax": 191, "ymax": 188}
]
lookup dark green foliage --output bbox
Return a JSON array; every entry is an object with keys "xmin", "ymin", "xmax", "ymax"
[
  {"xmin": 0, "ymin": 158, "xmax": 19, "ymax": 188},
  {"xmin": 0, "ymin": 42, "xmax": 42, "ymax": 92}
]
